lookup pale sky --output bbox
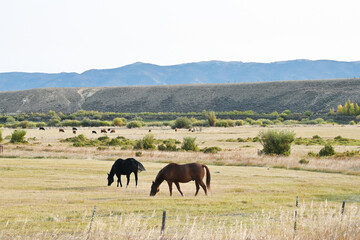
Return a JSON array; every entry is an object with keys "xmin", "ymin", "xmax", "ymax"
[{"xmin": 1, "ymin": 0, "xmax": 359, "ymax": 73}]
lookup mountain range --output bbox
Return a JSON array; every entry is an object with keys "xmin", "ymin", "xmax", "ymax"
[{"xmin": 1, "ymin": 59, "xmax": 360, "ymax": 91}]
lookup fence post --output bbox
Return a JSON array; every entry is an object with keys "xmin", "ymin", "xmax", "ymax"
[
  {"xmin": 160, "ymin": 210, "xmax": 166, "ymax": 235},
  {"xmin": 86, "ymin": 205, "xmax": 97, "ymax": 240},
  {"xmin": 341, "ymin": 201, "xmax": 346, "ymax": 221},
  {"xmin": 294, "ymin": 196, "xmax": 299, "ymax": 234}
]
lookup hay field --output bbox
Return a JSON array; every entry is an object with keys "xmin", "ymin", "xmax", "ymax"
[{"xmin": 0, "ymin": 125, "xmax": 360, "ymax": 239}]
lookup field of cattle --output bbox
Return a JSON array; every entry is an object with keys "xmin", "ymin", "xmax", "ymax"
[{"xmin": 0, "ymin": 125, "xmax": 360, "ymax": 239}]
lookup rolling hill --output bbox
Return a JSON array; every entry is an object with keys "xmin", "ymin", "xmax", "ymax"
[{"xmin": 0, "ymin": 78, "xmax": 359, "ymax": 114}]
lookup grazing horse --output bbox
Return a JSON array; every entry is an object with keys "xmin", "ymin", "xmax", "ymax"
[
  {"xmin": 59, "ymin": 129, "xmax": 65, "ymax": 132},
  {"xmin": 150, "ymin": 163, "xmax": 211, "ymax": 197},
  {"xmin": 110, "ymin": 129, "xmax": 115, "ymax": 133},
  {"xmin": 101, "ymin": 129, "xmax": 107, "ymax": 133},
  {"xmin": 107, "ymin": 158, "xmax": 146, "ymax": 188}
]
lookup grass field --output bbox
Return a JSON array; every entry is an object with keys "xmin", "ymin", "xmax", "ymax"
[{"xmin": 0, "ymin": 125, "xmax": 360, "ymax": 239}]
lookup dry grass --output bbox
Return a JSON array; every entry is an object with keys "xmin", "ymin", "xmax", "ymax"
[{"xmin": 0, "ymin": 125, "xmax": 360, "ymax": 239}]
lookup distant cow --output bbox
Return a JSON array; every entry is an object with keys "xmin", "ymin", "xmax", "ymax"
[
  {"xmin": 92, "ymin": 131, "xmax": 97, "ymax": 134},
  {"xmin": 73, "ymin": 130, "xmax": 76, "ymax": 134},
  {"xmin": 39, "ymin": 127, "xmax": 45, "ymax": 131},
  {"xmin": 148, "ymin": 129, "xmax": 151, "ymax": 133},
  {"xmin": 108, "ymin": 129, "xmax": 111, "ymax": 132},
  {"xmin": 72, "ymin": 127, "xmax": 77, "ymax": 131},
  {"xmin": 110, "ymin": 129, "xmax": 115, "ymax": 133},
  {"xmin": 101, "ymin": 129, "xmax": 107, "ymax": 133},
  {"xmin": 59, "ymin": 129, "xmax": 65, "ymax": 133},
  {"xmin": 175, "ymin": 128, "xmax": 178, "ymax": 132}
]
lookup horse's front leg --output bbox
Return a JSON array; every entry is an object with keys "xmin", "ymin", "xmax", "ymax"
[
  {"xmin": 126, "ymin": 174, "xmax": 130, "ymax": 188},
  {"xmin": 174, "ymin": 182, "xmax": 184, "ymax": 197},
  {"xmin": 117, "ymin": 176, "xmax": 122, "ymax": 187},
  {"xmin": 134, "ymin": 172, "xmax": 138, "ymax": 188},
  {"xmin": 167, "ymin": 181, "xmax": 173, "ymax": 196}
]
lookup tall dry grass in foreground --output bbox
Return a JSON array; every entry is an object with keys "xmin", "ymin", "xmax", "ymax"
[{"xmin": 1, "ymin": 202, "xmax": 359, "ymax": 240}]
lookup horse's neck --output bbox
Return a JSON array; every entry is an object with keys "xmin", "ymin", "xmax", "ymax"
[
  {"xmin": 109, "ymin": 165, "xmax": 116, "ymax": 177},
  {"xmin": 155, "ymin": 173, "xmax": 165, "ymax": 187}
]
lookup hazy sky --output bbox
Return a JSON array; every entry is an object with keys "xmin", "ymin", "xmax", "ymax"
[{"xmin": 1, "ymin": 0, "xmax": 359, "ymax": 73}]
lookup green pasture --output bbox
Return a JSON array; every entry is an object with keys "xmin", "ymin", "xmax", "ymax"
[{"xmin": 0, "ymin": 157, "xmax": 359, "ymax": 235}]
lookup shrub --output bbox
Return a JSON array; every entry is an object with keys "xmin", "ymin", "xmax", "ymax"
[
  {"xmin": 202, "ymin": 146, "xmax": 222, "ymax": 154},
  {"xmin": 181, "ymin": 137, "xmax": 199, "ymax": 151},
  {"xmin": 235, "ymin": 120, "xmax": 245, "ymax": 126},
  {"xmin": 299, "ymin": 159, "xmax": 309, "ymax": 164},
  {"xmin": 158, "ymin": 139, "xmax": 178, "ymax": 151},
  {"xmin": 135, "ymin": 134, "xmax": 155, "ymax": 150},
  {"xmin": 349, "ymin": 120, "xmax": 356, "ymax": 125},
  {"xmin": 258, "ymin": 129, "xmax": 295, "ymax": 156},
  {"xmin": 206, "ymin": 111, "xmax": 217, "ymax": 127},
  {"xmin": 307, "ymin": 151, "xmax": 317, "ymax": 157},
  {"xmin": 127, "ymin": 121, "xmax": 143, "ymax": 129},
  {"xmin": 173, "ymin": 117, "xmax": 192, "ymax": 129},
  {"xmin": 10, "ymin": 130, "xmax": 27, "ymax": 143},
  {"xmin": 319, "ymin": 144, "xmax": 335, "ymax": 157},
  {"xmin": 0, "ymin": 129, "xmax": 3, "ymax": 143},
  {"xmin": 108, "ymin": 138, "xmax": 121, "ymax": 146},
  {"xmin": 216, "ymin": 120, "xmax": 230, "ymax": 127},
  {"xmin": 113, "ymin": 118, "xmax": 126, "ymax": 127},
  {"xmin": 135, "ymin": 151, "xmax": 143, "ymax": 157}
]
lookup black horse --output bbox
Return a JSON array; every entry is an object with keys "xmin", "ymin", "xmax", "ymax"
[{"xmin": 107, "ymin": 158, "xmax": 146, "ymax": 188}]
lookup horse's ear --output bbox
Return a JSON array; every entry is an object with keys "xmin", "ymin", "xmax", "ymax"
[
  {"xmin": 152, "ymin": 181, "xmax": 154, "ymax": 184},
  {"xmin": 107, "ymin": 173, "xmax": 110, "ymax": 176}
]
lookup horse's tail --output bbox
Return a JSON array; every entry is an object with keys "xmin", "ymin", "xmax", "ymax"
[
  {"xmin": 136, "ymin": 161, "xmax": 146, "ymax": 172},
  {"xmin": 202, "ymin": 164, "xmax": 211, "ymax": 190}
]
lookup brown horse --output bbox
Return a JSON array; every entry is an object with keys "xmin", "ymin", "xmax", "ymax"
[{"xmin": 150, "ymin": 163, "xmax": 211, "ymax": 197}]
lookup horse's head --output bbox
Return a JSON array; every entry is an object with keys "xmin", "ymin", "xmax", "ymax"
[
  {"xmin": 107, "ymin": 173, "xmax": 114, "ymax": 186},
  {"xmin": 150, "ymin": 181, "xmax": 159, "ymax": 196}
]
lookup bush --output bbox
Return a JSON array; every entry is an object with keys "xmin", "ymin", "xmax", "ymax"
[
  {"xmin": 127, "ymin": 121, "xmax": 143, "ymax": 129},
  {"xmin": 206, "ymin": 111, "xmax": 217, "ymax": 127},
  {"xmin": 135, "ymin": 151, "xmax": 143, "ymax": 157},
  {"xmin": 349, "ymin": 120, "xmax": 356, "ymax": 125},
  {"xmin": 113, "ymin": 118, "xmax": 126, "ymax": 127},
  {"xmin": 202, "ymin": 146, "xmax": 222, "ymax": 154},
  {"xmin": 235, "ymin": 120, "xmax": 245, "ymax": 126},
  {"xmin": 0, "ymin": 129, "xmax": 3, "ymax": 143},
  {"xmin": 181, "ymin": 137, "xmax": 199, "ymax": 151},
  {"xmin": 10, "ymin": 130, "xmax": 27, "ymax": 143},
  {"xmin": 258, "ymin": 129, "xmax": 295, "ymax": 156},
  {"xmin": 173, "ymin": 117, "xmax": 192, "ymax": 129},
  {"xmin": 158, "ymin": 139, "xmax": 178, "ymax": 151},
  {"xmin": 299, "ymin": 159, "xmax": 309, "ymax": 164},
  {"xmin": 135, "ymin": 134, "xmax": 155, "ymax": 150},
  {"xmin": 319, "ymin": 144, "xmax": 335, "ymax": 156},
  {"xmin": 216, "ymin": 120, "xmax": 230, "ymax": 127}
]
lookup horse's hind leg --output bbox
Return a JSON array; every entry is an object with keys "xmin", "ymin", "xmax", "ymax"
[
  {"xmin": 174, "ymin": 182, "xmax": 184, "ymax": 197},
  {"xmin": 126, "ymin": 174, "xmax": 130, "ymax": 188},
  {"xmin": 198, "ymin": 179, "xmax": 208, "ymax": 196},
  {"xmin": 167, "ymin": 181, "xmax": 173, "ymax": 196},
  {"xmin": 194, "ymin": 181, "xmax": 200, "ymax": 196}
]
